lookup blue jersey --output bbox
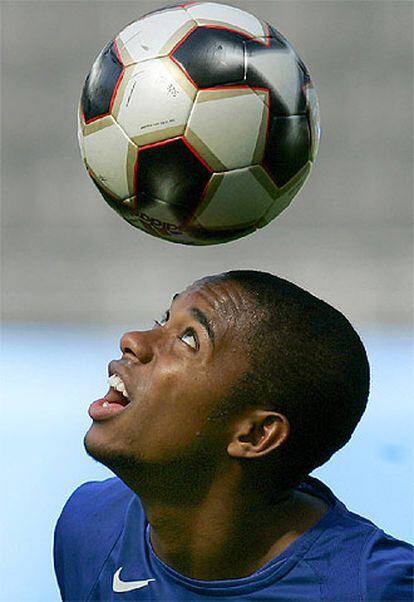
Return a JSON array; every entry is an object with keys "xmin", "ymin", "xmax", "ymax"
[{"xmin": 54, "ymin": 476, "xmax": 413, "ymax": 601}]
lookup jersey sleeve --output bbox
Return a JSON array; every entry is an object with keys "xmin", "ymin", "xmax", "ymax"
[
  {"xmin": 361, "ymin": 529, "xmax": 414, "ymax": 601},
  {"xmin": 53, "ymin": 477, "xmax": 133, "ymax": 601}
]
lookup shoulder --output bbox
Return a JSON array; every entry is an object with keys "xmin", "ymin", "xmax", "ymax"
[
  {"xmin": 361, "ymin": 528, "xmax": 414, "ymax": 601},
  {"xmin": 53, "ymin": 477, "xmax": 137, "ymax": 601},
  {"xmin": 300, "ymin": 478, "xmax": 413, "ymax": 600},
  {"xmin": 55, "ymin": 476, "xmax": 134, "ymax": 543},
  {"xmin": 331, "ymin": 495, "xmax": 413, "ymax": 601}
]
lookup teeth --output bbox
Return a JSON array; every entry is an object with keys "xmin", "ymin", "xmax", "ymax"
[
  {"xmin": 102, "ymin": 401, "xmax": 109, "ymax": 408},
  {"xmin": 108, "ymin": 374, "xmax": 129, "ymax": 399}
]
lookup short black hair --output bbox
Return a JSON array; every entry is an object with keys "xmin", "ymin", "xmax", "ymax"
[{"xmin": 208, "ymin": 270, "xmax": 370, "ymax": 489}]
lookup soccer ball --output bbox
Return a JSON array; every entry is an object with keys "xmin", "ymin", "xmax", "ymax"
[{"xmin": 78, "ymin": 2, "xmax": 320, "ymax": 245}]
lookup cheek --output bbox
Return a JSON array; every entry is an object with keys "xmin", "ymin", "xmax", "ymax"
[
  {"xmin": 147, "ymin": 383, "xmax": 209, "ymax": 438},
  {"xmin": 133, "ymin": 374, "xmax": 218, "ymax": 456},
  {"xmin": 122, "ymin": 353, "xmax": 235, "ymax": 454}
]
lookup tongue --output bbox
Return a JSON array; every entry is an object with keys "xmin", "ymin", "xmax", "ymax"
[
  {"xmin": 104, "ymin": 387, "xmax": 130, "ymax": 406},
  {"xmin": 88, "ymin": 396, "xmax": 126, "ymax": 421},
  {"xmin": 87, "ymin": 387, "xmax": 131, "ymax": 422}
]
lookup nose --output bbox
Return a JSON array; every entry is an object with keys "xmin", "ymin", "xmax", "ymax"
[{"xmin": 120, "ymin": 330, "xmax": 154, "ymax": 364}]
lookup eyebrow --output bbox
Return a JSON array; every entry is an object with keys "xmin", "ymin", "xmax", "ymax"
[{"xmin": 189, "ymin": 307, "xmax": 215, "ymax": 345}]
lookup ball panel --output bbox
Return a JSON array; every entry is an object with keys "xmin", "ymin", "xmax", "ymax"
[
  {"xmin": 257, "ymin": 161, "xmax": 311, "ymax": 227},
  {"xmin": 137, "ymin": 195, "xmax": 194, "ymax": 225},
  {"xmin": 133, "ymin": 222, "xmax": 254, "ymax": 245},
  {"xmin": 83, "ymin": 117, "xmax": 137, "ymax": 199},
  {"xmin": 133, "ymin": 219, "xmax": 196, "ymax": 244},
  {"xmin": 88, "ymin": 168, "xmax": 123, "ymax": 208},
  {"xmin": 87, "ymin": 179, "xmax": 197, "ymax": 244},
  {"xmin": 249, "ymin": 163, "xmax": 279, "ymax": 199},
  {"xmin": 251, "ymin": 89, "xmax": 270, "ymax": 165},
  {"xmin": 86, "ymin": 182, "xmax": 199, "ymax": 245},
  {"xmin": 122, "ymin": 198, "xmax": 212, "ymax": 246},
  {"xmin": 267, "ymin": 24, "xmax": 299, "ymax": 55},
  {"xmin": 118, "ymin": 6, "xmax": 186, "ymax": 45},
  {"xmin": 304, "ymin": 82, "xmax": 321, "ymax": 161},
  {"xmin": 244, "ymin": 37, "xmax": 307, "ymax": 116},
  {"xmin": 133, "ymin": 4, "xmax": 191, "ymax": 22},
  {"xmin": 113, "ymin": 58, "xmax": 196, "ymax": 146},
  {"xmin": 81, "ymin": 40, "xmax": 124, "ymax": 123},
  {"xmin": 186, "ymin": 87, "xmax": 269, "ymax": 171},
  {"xmin": 136, "ymin": 137, "xmax": 211, "ymax": 209},
  {"xmin": 77, "ymin": 107, "xmax": 85, "ymax": 161},
  {"xmin": 119, "ymin": 197, "xmax": 137, "ymax": 212},
  {"xmin": 182, "ymin": 224, "xmax": 255, "ymax": 245},
  {"xmin": 186, "ymin": 2, "xmax": 267, "ymax": 39},
  {"xmin": 131, "ymin": 125, "xmax": 189, "ymax": 149},
  {"xmin": 190, "ymin": 171, "xmax": 224, "ymax": 219},
  {"xmin": 116, "ymin": 40, "xmax": 137, "ymax": 68},
  {"xmin": 82, "ymin": 114, "xmax": 113, "ymax": 137},
  {"xmin": 108, "ymin": 61, "xmax": 132, "ymax": 119},
  {"xmin": 184, "ymin": 127, "xmax": 226, "ymax": 172},
  {"xmin": 162, "ymin": 55, "xmax": 198, "ymax": 100},
  {"xmin": 131, "ymin": 196, "xmax": 198, "ymax": 244},
  {"xmin": 171, "ymin": 26, "xmax": 245, "ymax": 88},
  {"xmin": 263, "ymin": 114, "xmax": 311, "ymax": 187},
  {"xmin": 195, "ymin": 165, "xmax": 275, "ymax": 229},
  {"xmin": 117, "ymin": 9, "xmax": 196, "ymax": 66}
]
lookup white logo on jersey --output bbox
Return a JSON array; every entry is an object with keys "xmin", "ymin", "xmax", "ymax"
[{"xmin": 112, "ymin": 567, "xmax": 155, "ymax": 592}]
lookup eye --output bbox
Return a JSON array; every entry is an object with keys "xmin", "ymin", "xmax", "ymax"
[
  {"xmin": 180, "ymin": 329, "xmax": 198, "ymax": 350},
  {"xmin": 153, "ymin": 310, "xmax": 170, "ymax": 328}
]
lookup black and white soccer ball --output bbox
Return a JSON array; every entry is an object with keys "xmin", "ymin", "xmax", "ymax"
[{"xmin": 78, "ymin": 2, "xmax": 320, "ymax": 245}]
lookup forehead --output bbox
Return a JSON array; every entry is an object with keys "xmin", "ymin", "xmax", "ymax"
[
  {"xmin": 174, "ymin": 278, "xmax": 249, "ymax": 319},
  {"xmin": 173, "ymin": 278, "xmax": 249, "ymax": 332},
  {"xmin": 172, "ymin": 279, "xmax": 253, "ymax": 372}
]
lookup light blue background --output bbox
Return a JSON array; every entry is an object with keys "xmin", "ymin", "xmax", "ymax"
[{"xmin": 0, "ymin": 325, "xmax": 412, "ymax": 601}]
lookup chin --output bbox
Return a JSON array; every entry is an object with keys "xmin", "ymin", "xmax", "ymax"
[{"xmin": 83, "ymin": 424, "xmax": 137, "ymax": 473}]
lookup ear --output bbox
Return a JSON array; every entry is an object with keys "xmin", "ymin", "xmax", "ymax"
[{"xmin": 227, "ymin": 409, "xmax": 290, "ymax": 459}]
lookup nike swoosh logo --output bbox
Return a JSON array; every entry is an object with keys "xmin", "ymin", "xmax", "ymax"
[{"xmin": 112, "ymin": 567, "xmax": 155, "ymax": 593}]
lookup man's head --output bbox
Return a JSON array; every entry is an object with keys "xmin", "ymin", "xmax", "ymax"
[
  {"xmin": 84, "ymin": 270, "xmax": 369, "ymax": 495},
  {"xmin": 207, "ymin": 270, "xmax": 370, "ymax": 489}
]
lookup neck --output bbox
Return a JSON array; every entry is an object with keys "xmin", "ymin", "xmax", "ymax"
[{"xmin": 116, "ymin": 461, "xmax": 329, "ymax": 581}]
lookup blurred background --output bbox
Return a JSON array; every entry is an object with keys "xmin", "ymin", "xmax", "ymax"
[{"xmin": 1, "ymin": 1, "xmax": 413, "ymax": 600}]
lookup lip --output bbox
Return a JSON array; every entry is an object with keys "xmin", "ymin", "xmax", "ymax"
[
  {"xmin": 108, "ymin": 359, "xmax": 133, "ymax": 398},
  {"xmin": 88, "ymin": 394, "xmax": 129, "ymax": 422},
  {"xmin": 88, "ymin": 359, "xmax": 134, "ymax": 422}
]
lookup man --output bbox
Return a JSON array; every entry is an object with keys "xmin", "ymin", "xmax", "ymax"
[{"xmin": 54, "ymin": 270, "xmax": 413, "ymax": 601}]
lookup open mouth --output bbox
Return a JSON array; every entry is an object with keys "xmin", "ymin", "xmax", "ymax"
[
  {"xmin": 88, "ymin": 373, "xmax": 133, "ymax": 421},
  {"xmin": 103, "ymin": 374, "xmax": 131, "ymax": 407}
]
